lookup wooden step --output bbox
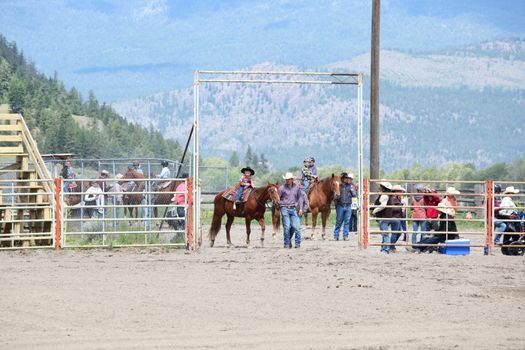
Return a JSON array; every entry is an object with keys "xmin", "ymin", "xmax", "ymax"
[
  {"xmin": 0, "ymin": 135, "xmax": 23, "ymax": 142},
  {"xmin": 0, "ymin": 146, "xmax": 24, "ymax": 154},
  {"xmin": 0, "ymin": 114, "xmax": 22, "ymax": 121},
  {"xmin": 0, "ymin": 124, "xmax": 22, "ymax": 132}
]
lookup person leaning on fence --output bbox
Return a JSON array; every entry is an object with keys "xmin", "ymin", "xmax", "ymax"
[
  {"xmin": 411, "ymin": 184, "xmax": 428, "ymax": 245},
  {"xmin": 495, "ymin": 186, "xmax": 520, "ymax": 244},
  {"xmin": 415, "ymin": 187, "xmax": 460, "ymax": 253},
  {"xmin": 112, "ymin": 174, "xmax": 124, "ymax": 224},
  {"xmin": 84, "ymin": 181, "xmax": 104, "ymax": 219},
  {"xmin": 372, "ymin": 181, "xmax": 399, "ymax": 254},
  {"xmin": 169, "ymin": 173, "xmax": 188, "ymax": 230},
  {"xmin": 333, "ymin": 172, "xmax": 357, "ymax": 241},
  {"xmin": 389, "ymin": 185, "xmax": 406, "ymax": 251},
  {"xmin": 279, "ymin": 172, "xmax": 304, "ymax": 249},
  {"xmin": 60, "ymin": 161, "xmax": 76, "ymax": 193}
]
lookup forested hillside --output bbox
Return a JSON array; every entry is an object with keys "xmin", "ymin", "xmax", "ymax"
[
  {"xmin": 0, "ymin": 35, "xmax": 181, "ymax": 159},
  {"xmin": 115, "ymin": 39, "xmax": 525, "ymax": 171}
]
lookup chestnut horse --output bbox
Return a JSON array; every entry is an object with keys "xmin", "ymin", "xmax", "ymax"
[
  {"xmin": 209, "ymin": 184, "xmax": 280, "ymax": 248},
  {"xmin": 307, "ymin": 175, "xmax": 341, "ymax": 240},
  {"xmin": 122, "ymin": 169, "xmax": 146, "ymax": 224}
]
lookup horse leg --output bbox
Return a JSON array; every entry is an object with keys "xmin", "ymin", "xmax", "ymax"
[
  {"xmin": 225, "ymin": 214, "xmax": 234, "ymax": 247},
  {"xmin": 321, "ymin": 209, "xmax": 331, "ymax": 240},
  {"xmin": 258, "ymin": 217, "xmax": 265, "ymax": 248},
  {"xmin": 304, "ymin": 212, "xmax": 309, "ymax": 227},
  {"xmin": 311, "ymin": 210, "xmax": 319, "ymax": 240},
  {"xmin": 245, "ymin": 217, "xmax": 252, "ymax": 248}
]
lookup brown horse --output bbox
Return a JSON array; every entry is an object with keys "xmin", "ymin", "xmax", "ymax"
[
  {"xmin": 307, "ymin": 175, "xmax": 341, "ymax": 240},
  {"xmin": 122, "ymin": 169, "xmax": 146, "ymax": 224},
  {"xmin": 209, "ymin": 183, "xmax": 280, "ymax": 248},
  {"xmin": 152, "ymin": 180, "xmax": 182, "ymax": 222}
]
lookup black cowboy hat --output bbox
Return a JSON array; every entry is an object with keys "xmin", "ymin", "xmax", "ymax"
[
  {"xmin": 241, "ymin": 167, "xmax": 255, "ymax": 175},
  {"xmin": 341, "ymin": 172, "xmax": 350, "ymax": 179}
]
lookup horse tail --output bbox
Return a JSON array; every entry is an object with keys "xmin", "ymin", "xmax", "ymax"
[{"xmin": 209, "ymin": 193, "xmax": 224, "ymax": 243}]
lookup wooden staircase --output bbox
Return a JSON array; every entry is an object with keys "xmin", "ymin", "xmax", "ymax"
[{"xmin": 0, "ymin": 113, "xmax": 54, "ymax": 248}]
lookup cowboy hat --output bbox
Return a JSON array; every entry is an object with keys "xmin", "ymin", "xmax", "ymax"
[
  {"xmin": 100, "ymin": 170, "xmax": 110, "ymax": 176},
  {"xmin": 503, "ymin": 186, "xmax": 520, "ymax": 194},
  {"xmin": 341, "ymin": 172, "xmax": 350, "ymax": 179},
  {"xmin": 379, "ymin": 181, "xmax": 392, "ymax": 190},
  {"xmin": 282, "ymin": 172, "xmax": 294, "ymax": 180},
  {"xmin": 241, "ymin": 167, "xmax": 255, "ymax": 175},
  {"xmin": 445, "ymin": 187, "xmax": 460, "ymax": 196},
  {"xmin": 115, "ymin": 173, "xmax": 123, "ymax": 180},
  {"xmin": 392, "ymin": 184, "xmax": 406, "ymax": 192}
]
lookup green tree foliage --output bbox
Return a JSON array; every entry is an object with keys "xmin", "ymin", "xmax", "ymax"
[
  {"xmin": 229, "ymin": 151, "xmax": 239, "ymax": 167},
  {"xmin": 0, "ymin": 35, "xmax": 181, "ymax": 160}
]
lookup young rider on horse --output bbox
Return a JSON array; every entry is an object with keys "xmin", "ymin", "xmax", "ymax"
[
  {"xmin": 234, "ymin": 167, "xmax": 255, "ymax": 210},
  {"xmin": 156, "ymin": 160, "xmax": 171, "ymax": 189},
  {"xmin": 301, "ymin": 157, "xmax": 318, "ymax": 193}
]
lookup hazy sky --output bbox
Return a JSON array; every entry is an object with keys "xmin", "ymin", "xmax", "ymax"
[{"xmin": 0, "ymin": 0, "xmax": 523, "ymax": 101}]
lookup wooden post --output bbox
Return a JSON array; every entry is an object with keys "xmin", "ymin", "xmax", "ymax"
[
  {"xmin": 370, "ymin": 0, "xmax": 381, "ymax": 187},
  {"xmin": 54, "ymin": 178, "xmax": 61, "ymax": 250}
]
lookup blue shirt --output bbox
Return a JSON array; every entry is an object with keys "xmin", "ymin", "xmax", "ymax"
[{"xmin": 338, "ymin": 183, "xmax": 356, "ymax": 205}]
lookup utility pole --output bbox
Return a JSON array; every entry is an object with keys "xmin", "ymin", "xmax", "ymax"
[{"xmin": 370, "ymin": 0, "xmax": 380, "ymax": 184}]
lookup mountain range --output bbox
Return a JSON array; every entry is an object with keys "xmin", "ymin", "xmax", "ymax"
[{"xmin": 113, "ymin": 38, "xmax": 525, "ymax": 171}]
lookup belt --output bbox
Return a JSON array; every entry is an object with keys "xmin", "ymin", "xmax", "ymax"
[
  {"xmin": 339, "ymin": 203, "xmax": 352, "ymax": 206},
  {"xmin": 280, "ymin": 205, "xmax": 297, "ymax": 209}
]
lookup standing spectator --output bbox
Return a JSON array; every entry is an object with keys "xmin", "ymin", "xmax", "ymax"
[
  {"xmin": 333, "ymin": 172, "xmax": 357, "ymax": 241},
  {"xmin": 411, "ymin": 185, "xmax": 428, "ymax": 245},
  {"xmin": 388, "ymin": 185, "xmax": 405, "ymax": 250},
  {"xmin": 60, "ymin": 161, "xmax": 76, "ymax": 192},
  {"xmin": 350, "ymin": 176, "xmax": 359, "ymax": 235},
  {"xmin": 372, "ymin": 181, "xmax": 399, "ymax": 254},
  {"xmin": 170, "ymin": 173, "xmax": 189, "ymax": 230},
  {"xmin": 424, "ymin": 187, "xmax": 442, "ymax": 232},
  {"xmin": 112, "ymin": 174, "xmax": 124, "ymax": 228},
  {"xmin": 132, "ymin": 160, "xmax": 144, "ymax": 174},
  {"xmin": 279, "ymin": 172, "xmax": 304, "ymax": 249},
  {"xmin": 84, "ymin": 181, "xmax": 104, "ymax": 219}
]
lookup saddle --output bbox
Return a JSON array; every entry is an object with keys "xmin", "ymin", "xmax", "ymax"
[{"xmin": 222, "ymin": 186, "xmax": 253, "ymax": 203}]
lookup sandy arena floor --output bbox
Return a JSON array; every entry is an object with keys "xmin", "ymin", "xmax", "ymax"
[{"xmin": 1, "ymin": 224, "xmax": 524, "ymax": 349}]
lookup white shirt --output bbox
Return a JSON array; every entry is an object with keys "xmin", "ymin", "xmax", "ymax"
[
  {"xmin": 84, "ymin": 186, "xmax": 104, "ymax": 211},
  {"xmin": 499, "ymin": 196, "xmax": 517, "ymax": 217},
  {"xmin": 158, "ymin": 167, "xmax": 171, "ymax": 179}
]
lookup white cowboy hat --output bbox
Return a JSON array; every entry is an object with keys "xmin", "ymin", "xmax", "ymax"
[
  {"xmin": 347, "ymin": 173, "xmax": 354, "ymax": 179},
  {"xmin": 282, "ymin": 172, "xmax": 294, "ymax": 180},
  {"xmin": 379, "ymin": 181, "xmax": 393, "ymax": 190},
  {"xmin": 445, "ymin": 187, "xmax": 460, "ymax": 196},
  {"xmin": 503, "ymin": 186, "xmax": 520, "ymax": 194},
  {"xmin": 101, "ymin": 170, "xmax": 110, "ymax": 176},
  {"xmin": 392, "ymin": 184, "xmax": 406, "ymax": 192},
  {"xmin": 115, "ymin": 173, "xmax": 123, "ymax": 180}
]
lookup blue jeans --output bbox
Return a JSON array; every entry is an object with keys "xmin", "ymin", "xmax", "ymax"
[
  {"xmin": 391, "ymin": 219, "xmax": 407, "ymax": 244},
  {"xmin": 236, "ymin": 186, "xmax": 244, "ymax": 201},
  {"xmin": 302, "ymin": 179, "xmax": 309, "ymax": 193},
  {"xmin": 350, "ymin": 209, "xmax": 358, "ymax": 233},
  {"xmin": 494, "ymin": 221, "xmax": 506, "ymax": 242},
  {"xmin": 379, "ymin": 220, "xmax": 400, "ymax": 252},
  {"xmin": 282, "ymin": 207, "xmax": 301, "ymax": 247},
  {"xmin": 334, "ymin": 204, "xmax": 352, "ymax": 238},
  {"xmin": 412, "ymin": 220, "xmax": 428, "ymax": 244}
]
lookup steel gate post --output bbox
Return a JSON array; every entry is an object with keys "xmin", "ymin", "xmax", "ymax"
[
  {"xmin": 486, "ymin": 179, "xmax": 493, "ymax": 255},
  {"xmin": 187, "ymin": 177, "xmax": 193, "ymax": 250},
  {"xmin": 363, "ymin": 178, "xmax": 369, "ymax": 249},
  {"xmin": 54, "ymin": 178, "xmax": 62, "ymax": 250}
]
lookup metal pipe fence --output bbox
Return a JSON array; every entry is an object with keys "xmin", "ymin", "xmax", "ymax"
[
  {"xmin": 363, "ymin": 179, "xmax": 489, "ymax": 254},
  {"xmin": 60, "ymin": 177, "xmax": 191, "ymax": 248}
]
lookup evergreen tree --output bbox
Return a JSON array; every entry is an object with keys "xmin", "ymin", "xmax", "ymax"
[
  {"xmin": 0, "ymin": 58, "xmax": 10, "ymax": 102},
  {"xmin": 244, "ymin": 145, "xmax": 254, "ymax": 167},
  {"xmin": 8, "ymin": 76, "xmax": 25, "ymax": 113},
  {"xmin": 229, "ymin": 151, "xmax": 240, "ymax": 167}
]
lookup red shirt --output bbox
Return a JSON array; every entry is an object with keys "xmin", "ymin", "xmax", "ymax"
[{"xmin": 424, "ymin": 191, "xmax": 441, "ymax": 219}]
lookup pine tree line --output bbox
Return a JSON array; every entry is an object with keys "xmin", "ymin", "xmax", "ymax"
[{"xmin": 0, "ymin": 35, "xmax": 181, "ymax": 160}]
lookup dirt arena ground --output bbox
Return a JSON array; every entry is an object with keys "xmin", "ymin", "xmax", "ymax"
[{"xmin": 1, "ymin": 225, "xmax": 524, "ymax": 349}]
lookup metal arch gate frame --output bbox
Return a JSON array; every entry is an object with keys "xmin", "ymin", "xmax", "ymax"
[{"xmin": 192, "ymin": 70, "xmax": 364, "ymax": 249}]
